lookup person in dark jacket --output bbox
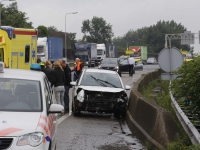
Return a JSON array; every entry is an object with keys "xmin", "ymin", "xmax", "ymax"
[
  {"xmin": 42, "ymin": 60, "xmax": 53, "ymax": 83},
  {"xmin": 59, "ymin": 59, "xmax": 72, "ymax": 113},
  {"xmin": 51, "ymin": 61, "xmax": 65, "ymax": 107}
]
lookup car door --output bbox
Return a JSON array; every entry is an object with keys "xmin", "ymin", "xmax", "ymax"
[
  {"xmin": 119, "ymin": 59, "xmax": 129, "ymax": 72},
  {"xmin": 43, "ymin": 77, "xmax": 57, "ymax": 148}
]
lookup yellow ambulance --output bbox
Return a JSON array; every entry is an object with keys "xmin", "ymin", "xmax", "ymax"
[{"xmin": 0, "ymin": 26, "xmax": 37, "ymax": 69}]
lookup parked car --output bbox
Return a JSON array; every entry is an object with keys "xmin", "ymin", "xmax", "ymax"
[
  {"xmin": 0, "ymin": 62, "xmax": 64, "ymax": 150},
  {"xmin": 98, "ymin": 58, "xmax": 121, "ymax": 76},
  {"xmin": 146, "ymin": 57, "xmax": 157, "ymax": 64},
  {"xmin": 118, "ymin": 58, "xmax": 143, "ymax": 74},
  {"xmin": 70, "ymin": 69, "xmax": 131, "ymax": 118}
]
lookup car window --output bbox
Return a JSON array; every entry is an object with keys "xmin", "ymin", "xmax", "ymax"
[
  {"xmin": 101, "ymin": 59, "xmax": 117, "ymax": 64},
  {"xmin": 80, "ymin": 72, "xmax": 122, "ymax": 88},
  {"xmin": 119, "ymin": 59, "xmax": 128, "ymax": 65},
  {"xmin": 44, "ymin": 77, "xmax": 52, "ymax": 111},
  {"xmin": 0, "ymin": 78, "xmax": 42, "ymax": 112}
]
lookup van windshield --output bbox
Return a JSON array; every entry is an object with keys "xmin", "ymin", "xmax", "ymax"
[
  {"xmin": 37, "ymin": 46, "xmax": 45, "ymax": 54},
  {"xmin": 75, "ymin": 51, "xmax": 88, "ymax": 55},
  {"xmin": 0, "ymin": 79, "xmax": 42, "ymax": 112}
]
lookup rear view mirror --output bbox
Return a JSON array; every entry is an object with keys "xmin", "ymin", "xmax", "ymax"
[
  {"xmin": 70, "ymin": 81, "xmax": 76, "ymax": 86},
  {"xmin": 48, "ymin": 104, "xmax": 64, "ymax": 114},
  {"xmin": 125, "ymin": 85, "xmax": 131, "ymax": 90}
]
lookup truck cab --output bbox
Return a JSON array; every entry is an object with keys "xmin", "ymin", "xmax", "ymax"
[
  {"xmin": 97, "ymin": 44, "xmax": 106, "ymax": 60},
  {"xmin": 74, "ymin": 43, "xmax": 97, "ymax": 67},
  {"xmin": 37, "ymin": 37, "xmax": 48, "ymax": 62}
]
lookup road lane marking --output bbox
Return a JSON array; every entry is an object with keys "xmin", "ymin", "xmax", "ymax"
[{"xmin": 57, "ymin": 113, "xmax": 70, "ymax": 125}]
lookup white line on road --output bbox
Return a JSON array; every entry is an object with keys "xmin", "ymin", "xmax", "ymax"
[{"xmin": 57, "ymin": 113, "xmax": 70, "ymax": 125}]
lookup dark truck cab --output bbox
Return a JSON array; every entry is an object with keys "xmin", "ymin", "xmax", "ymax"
[{"xmin": 74, "ymin": 43, "xmax": 97, "ymax": 67}]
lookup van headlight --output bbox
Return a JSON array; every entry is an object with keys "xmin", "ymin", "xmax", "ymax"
[
  {"xmin": 115, "ymin": 66, "xmax": 119, "ymax": 70},
  {"xmin": 17, "ymin": 132, "xmax": 44, "ymax": 147},
  {"xmin": 85, "ymin": 61, "xmax": 88, "ymax": 64},
  {"xmin": 98, "ymin": 65, "xmax": 101, "ymax": 69}
]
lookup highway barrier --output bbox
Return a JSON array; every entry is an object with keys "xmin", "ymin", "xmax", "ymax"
[{"xmin": 126, "ymin": 69, "xmax": 180, "ymax": 149}]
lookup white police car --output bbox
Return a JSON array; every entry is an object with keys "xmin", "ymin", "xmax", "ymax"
[{"xmin": 0, "ymin": 62, "xmax": 64, "ymax": 150}]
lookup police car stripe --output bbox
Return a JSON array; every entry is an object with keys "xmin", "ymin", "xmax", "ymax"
[{"xmin": 0, "ymin": 127, "xmax": 22, "ymax": 136}]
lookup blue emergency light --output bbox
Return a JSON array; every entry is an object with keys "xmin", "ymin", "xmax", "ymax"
[{"xmin": 30, "ymin": 64, "xmax": 41, "ymax": 71}]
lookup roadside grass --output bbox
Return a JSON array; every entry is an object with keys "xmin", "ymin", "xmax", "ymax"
[{"xmin": 141, "ymin": 78, "xmax": 200, "ymax": 150}]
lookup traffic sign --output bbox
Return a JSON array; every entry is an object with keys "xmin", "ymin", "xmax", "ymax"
[{"xmin": 158, "ymin": 47, "xmax": 183, "ymax": 72}]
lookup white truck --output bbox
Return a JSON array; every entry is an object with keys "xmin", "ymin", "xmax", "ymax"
[
  {"xmin": 37, "ymin": 37, "xmax": 48, "ymax": 62},
  {"xmin": 97, "ymin": 44, "xmax": 106, "ymax": 60}
]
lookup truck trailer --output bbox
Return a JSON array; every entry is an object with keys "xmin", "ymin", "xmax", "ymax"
[
  {"xmin": 37, "ymin": 37, "xmax": 63, "ymax": 63},
  {"xmin": 0, "ymin": 26, "xmax": 37, "ymax": 69},
  {"xmin": 74, "ymin": 43, "xmax": 97, "ymax": 67}
]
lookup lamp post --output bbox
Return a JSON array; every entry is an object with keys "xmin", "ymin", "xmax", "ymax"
[
  {"xmin": 65, "ymin": 12, "xmax": 78, "ymax": 58},
  {"xmin": 0, "ymin": 0, "xmax": 16, "ymax": 27}
]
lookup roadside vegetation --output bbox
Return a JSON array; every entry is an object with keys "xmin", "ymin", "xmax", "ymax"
[
  {"xmin": 141, "ymin": 78, "xmax": 200, "ymax": 150},
  {"xmin": 172, "ymin": 56, "xmax": 200, "ymax": 118}
]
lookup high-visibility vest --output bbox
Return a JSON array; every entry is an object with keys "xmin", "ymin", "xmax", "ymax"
[{"xmin": 77, "ymin": 62, "xmax": 82, "ymax": 71}]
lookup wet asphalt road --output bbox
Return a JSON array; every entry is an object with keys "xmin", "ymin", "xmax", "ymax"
[{"xmin": 56, "ymin": 65, "xmax": 160, "ymax": 150}]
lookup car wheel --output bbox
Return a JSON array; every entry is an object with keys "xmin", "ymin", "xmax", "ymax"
[
  {"xmin": 114, "ymin": 109, "xmax": 120, "ymax": 119},
  {"xmin": 120, "ymin": 107, "xmax": 126, "ymax": 118},
  {"xmin": 48, "ymin": 143, "xmax": 51, "ymax": 150},
  {"xmin": 133, "ymin": 69, "xmax": 135, "ymax": 74},
  {"xmin": 73, "ymin": 99, "xmax": 80, "ymax": 116},
  {"xmin": 119, "ymin": 72, "xmax": 122, "ymax": 77}
]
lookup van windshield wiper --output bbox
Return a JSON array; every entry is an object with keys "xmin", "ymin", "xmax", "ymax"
[
  {"xmin": 91, "ymin": 76, "xmax": 107, "ymax": 87},
  {"xmin": 91, "ymin": 76, "xmax": 117, "ymax": 88}
]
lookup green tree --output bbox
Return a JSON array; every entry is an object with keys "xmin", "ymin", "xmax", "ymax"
[
  {"xmin": 1, "ymin": 2, "xmax": 32, "ymax": 28},
  {"xmin": 47, "ymin": 26, "xmax": 58, "ymax": 32},
  {"xmin": 37, "ymin": 25, "xmax": 48, "ymax": 37},
  {"xmin": 68, "ymin": 33, "xmax": 77, "ymax": 48},
  {"xmin": 113, "ymin": 20, "xmax": 190, "ymax": 53},
  {"xmin": 172, "ymin": 56, "xmax": 200, "ymax": 116},
  {"xmin": 81, "ymin": 16, "xmax": 114, "ymax": 44}
]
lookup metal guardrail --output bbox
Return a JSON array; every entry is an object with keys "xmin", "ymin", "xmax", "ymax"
[{"xmin": 170, "ymin": 90, "xmax": 200, "ymax": 144}]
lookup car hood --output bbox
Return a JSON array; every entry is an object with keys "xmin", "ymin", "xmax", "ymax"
[
  {"xmin": 78, "ymin": 86, "xmax": 125, "ymax": 93},
  {"xmin": 0, "ymin": 112, "xmax": 41, "ymax": 136}
]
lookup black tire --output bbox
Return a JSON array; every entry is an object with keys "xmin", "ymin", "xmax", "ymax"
[
  {"xmin": 114, "ymin": 109, "xmax": 120, "ymax": 119},
  {"xmin": 48, "ymin": 143, "xmax": 51, "ymax": 150},
  {"xmin": 73, "ymin": 100, "xmax": 80, "ymax": 116},
  {"xmin": 118, "ymin": 71, "xmax": 122, "ymax": 77},
  {"xmin": 120, "ymin": 107, "xmax": 126, "ymax": 118},
  {"xmin": 133, "ymin": 69, "xmax": 135, "ymax": 74}
]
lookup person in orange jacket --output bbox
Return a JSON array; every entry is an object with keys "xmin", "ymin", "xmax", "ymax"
[{"xmin": 72, "ymin": 58, "xmax": 83, "ymax": 81}]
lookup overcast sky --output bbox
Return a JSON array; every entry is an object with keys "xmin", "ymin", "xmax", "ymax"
[{"xmin": 5, "ymin": 0, "xmax": 200, "ymax": 52}]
